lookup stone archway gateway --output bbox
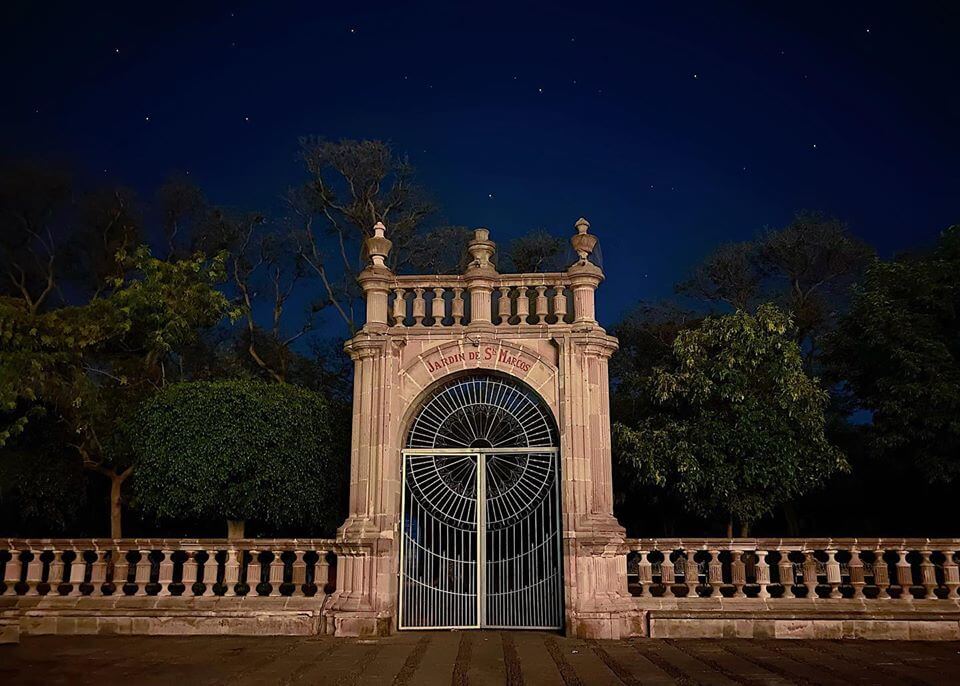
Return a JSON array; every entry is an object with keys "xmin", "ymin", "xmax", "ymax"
[
  {"xmin": 323, "ymin": 219, "xmax": 642, "ymax": 638},
  {"xmin": 399, "ymin": 374, "xmax": 563, "ymax": 629}
]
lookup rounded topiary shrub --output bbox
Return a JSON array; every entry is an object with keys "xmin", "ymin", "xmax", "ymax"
[{"xmin": 128, "ymin": 380, "xmax": 345, "ymax": 537}]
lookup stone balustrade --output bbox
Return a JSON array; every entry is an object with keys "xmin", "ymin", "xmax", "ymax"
[
  {"xmin": 388, "ymin": 274, "xmax": 574, "ymax": 328},
  {"xmin": 625, "ymin": 538, "xmax": 960, "ymax": 601},
  {"xmin": 0, "ymin": 539, "xmax": 336, "ymax": 598}
]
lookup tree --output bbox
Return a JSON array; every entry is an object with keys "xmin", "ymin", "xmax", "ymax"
[
  {"xmin": 614, "ymin": 304, "xmax": 848, "ymax": 535},
  {"xmin": 609, "ymin": 302, "xmax": 697, "ymax": 535},
  {"xmin": 503, "ymin": 229, "xmax": 568, "ymax": 273},
  {"xmin": 678, "ymin": 212, "xmax": 874, "ymax": 366},
  {"xmin": 0, "ymin": 162, "xmax": 71, "ymax": 313},
  {"xmin": 406, "ymin": 225, "xmax": 474, "ymax": 274},
  {"xmin": 128, "ymin": 380, "xmax": 346, "ymax": 538},
  {"xmin": 827, "ymin": 226, "xmax": 960, "ymax": 484},
  {"xmin": 294, "ymin": 139, "xmax": 435, "ymax": 334},
  {"xmin": 191, "ymin": 206, "xmax": 313, "ymax": 384},
  {"xmin": 0, "ymin": 414, "xmax": 87, "ymax": 535},
  {"xmin": 1, "ymin": 246, "xmax": 235, "ymax": 536},
  {"xmin": 678, "ymin": 241, "xmax": 759, "ymax": 311}
]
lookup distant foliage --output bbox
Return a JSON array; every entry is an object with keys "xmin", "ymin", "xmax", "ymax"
[
  {"xmin": 678, "ymin": 212, "xmax": 874, "ymax": 366},
  {"xmin": 503, "ymin": 230, "xmax": 568, "ymax": 273},
  {"xmin": 128, "ymin": 380, "xmax": 346, "ymax": 533},
  {"xmin": 615, "ymin": 304, "xmax": 847, "ymax": 532},
  {"xmin": 828, "ymin": 226, "xmax": 960, "ymax": 483}
]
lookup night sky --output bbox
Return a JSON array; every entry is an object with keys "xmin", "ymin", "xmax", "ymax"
[{"xmin": 3, "ymin": 1, "xmax": 958, "ymax": 326}]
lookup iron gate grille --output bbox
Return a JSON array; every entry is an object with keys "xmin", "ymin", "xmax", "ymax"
[{"xmin": 399, "ymin": 448, "xmax": 563, "ymax": 630}]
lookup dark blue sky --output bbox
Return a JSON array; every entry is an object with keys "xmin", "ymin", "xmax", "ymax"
[{"xmin": 3, "ymin": 1, "xmax": 958, "ymax": 326}]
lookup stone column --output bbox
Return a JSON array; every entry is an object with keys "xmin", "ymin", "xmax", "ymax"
[
  {"xmin": 556, "ymin": 218, "xmax": 641, "ymax": 638},
  {"xmin": 325, "ymin": 223, "xmax": 401, "ymax": 636}
]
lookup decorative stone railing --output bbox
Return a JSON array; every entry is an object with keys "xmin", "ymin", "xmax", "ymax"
[
  {"xmin": 357, "ymin": 220, "xmax": 605, "ymax": 331},
  {"xmin": 388, "ymin": 274, "xmax": 575, "ymax": 328},
  {"xmin": 0, "ymin": 539, "xmax": 336, "ymax": 598},
  {"xmin": 625, "ymin": 538, "xmax": 960, "ymax": 601}
]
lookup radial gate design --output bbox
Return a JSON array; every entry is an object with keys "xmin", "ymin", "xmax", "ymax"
[{"xmin": 399, "ymin": 375, "xmax": 563, "ymax": 630}]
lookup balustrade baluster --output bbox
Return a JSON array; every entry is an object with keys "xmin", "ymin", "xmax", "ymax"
[
  {"xmin": 452, "ymin": 288, "xmax": 465, "ymax": 325},
  {"xmin": 201, "ymin": 552, "xmax": 216, "ymax": 597},
  {"xmin": 411, "ymin": 288, "xmax": 425, "ymax": 326},
  {"xmin": 708, "ymin": 549, "xmax": 723, "ymax": 597},
  {"xmin": 825, "ymin": 550, "xmax": 841, "ymax": 599},
  {"xmin": 432, "ymin": 288, "xmax": 445, "ymax": 327},
  {"xmin": 181, "ymin": 551, "xmax": 199, "ymax": 596},
  {"xmin": 25, "ymin": 551, "xmax": 44, "ymax": 596},
  {"xmin": 659, "ymin": 553, "xmax": 675, "ymax": 596},
  {"xmin": 848, "ymin": 549, "xmax": 866, "ymax": 599},
  {"xmin": 552, "ymin": 287, "xmax": 568, "ymax": 321},
  {"xmin": 497, "ymin": 286, "xmax": 511, "ymax": 324},
  {"xmin": 920, "ymin": 550, "xmax": 938, "ymax": 599},
  {"xmin": 731, "ymin": 552, "xmax": 747, "ymax": 597},
  {"xmin": 248, "ymin": 549, "xmax": 262, "ymax": 595},
  {"xmin": 778, "ymin": 554, "xmax": 795, "ymax": 597},
  {"xmin": 685, "ymin": 554, "xmax": 699, "ymax": 597},
  {"xmin": 90, "ymin": 550, "xmax": 108, "ymax": 595},
  {"xmin": 3, "ymin": 551, "xmax": 22, "ymax": 595},
  {"xmin": 803, "ymin": 551, "xmax": 819, "ymax": 598},
  {"xmin": 515, "ymin": 286, "xmax": 530, "ymax": 322},
  {"xmin": 68, "ymin": 548, "xmax": 87, "ymax": 596},
  {"xmin": 134, "ymin": 550, "xmax": 151, "ymax": 596},
  {"xmin": 223, "ymin": 549, "xmax": 240, "ymax": 596},
  {"xmin": 637, "ymin": 551, "xmax": 653, "ymax": 596},
  {"xmin": 534, "ymin": 286, "xmax": 548, "ymax": 323},
  {"xmin": 392, "ymin": 288, "xmax": 406, "ymax": 326},
  {"xmin": 943, "ymin": 552, "xmax": 960, "ymax": 599},
  {"xmin": 895, "ymin": 550, "xmax": 913, "ymax": 598},
  {"xmin": 269, "ymin": 551, "xmax": 285, "ymax": 596},
  {"xmin": 316, "ymin": 552, "xmax": 331, "ymax": 593},
  {"xmin": 157, "ymin": 549, "xmax": 174, "ymax": 596},
  {"xmin": 47, "ymin": 550, "xmax": 65, "ymax": 595},
  {"xmin": 756, "ymin": 551, "xmax": 771, "ymax": 599},
  {"xmin": 291, "ymin": 550, "xmax": 307, "ymax": 596},
  {"xmin": 873, "ymin": 550, "xmax": 892, "ymax": 598}
]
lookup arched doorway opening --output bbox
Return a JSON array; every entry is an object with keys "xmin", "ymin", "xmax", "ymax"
[{"xmin": 399, "ymin": 374, "xmax": 563, "ymax": 630}]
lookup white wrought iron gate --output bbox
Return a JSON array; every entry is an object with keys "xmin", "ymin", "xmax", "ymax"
[
  {"xmin": 399, "ymin": 448, "xmax": 563, "ymax": 630},
  {"xmin": 398, "ymin": 374, "xmax": 563, "ymax": 630}
]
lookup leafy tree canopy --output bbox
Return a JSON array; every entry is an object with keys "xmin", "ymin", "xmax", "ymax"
[
  {"xmin": 615, "ymin": 304, "xmax": 848, "ymax": 533},
  {"xmin": 128, "ymin": 380, "xmax": 346, "ymax": 534},
  {"xmin": 827, "ymin": 226, "xmax": 960, "ymax": 483},
  {"xmin": 1, "ymin": 245, "xmax": 235, "ymax": 535}
]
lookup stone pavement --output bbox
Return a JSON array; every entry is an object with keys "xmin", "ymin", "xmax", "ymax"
[{"xmin": 3, "ymin": 632, "xmax": 960, "ymax": 685}]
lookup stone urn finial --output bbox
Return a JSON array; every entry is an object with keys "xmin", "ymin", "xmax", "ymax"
[
  {"xmin": 365, "ymin": 221, "xmax": 392, "ymax": 268},
  {"xmin": 571, "ymin": 217, "xmax": 598, "ymax": 263},
  {"xmin": 466, "ymin": 227, "xmax": 496, "ymax": 271}
]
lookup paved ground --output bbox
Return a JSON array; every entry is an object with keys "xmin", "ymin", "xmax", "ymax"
[{"xmin": 3, "ymin": 633, "xmax": 960, "ymax": 685}]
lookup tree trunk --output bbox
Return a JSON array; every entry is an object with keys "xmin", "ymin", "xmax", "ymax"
[
  {"xmin": 227, "ymin": 519, "xmax": 246, "ymax": 540},
  {"xmin": 739, "ymin": 521, "xmax": 750, "ymax": 537},
  {"xmin": 726, "ymin": 515, "xmax": 734, "ymax": 538},
  {"xmin": 110, "ymin": 476, "xmax": 123, "ymax": 539}
]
